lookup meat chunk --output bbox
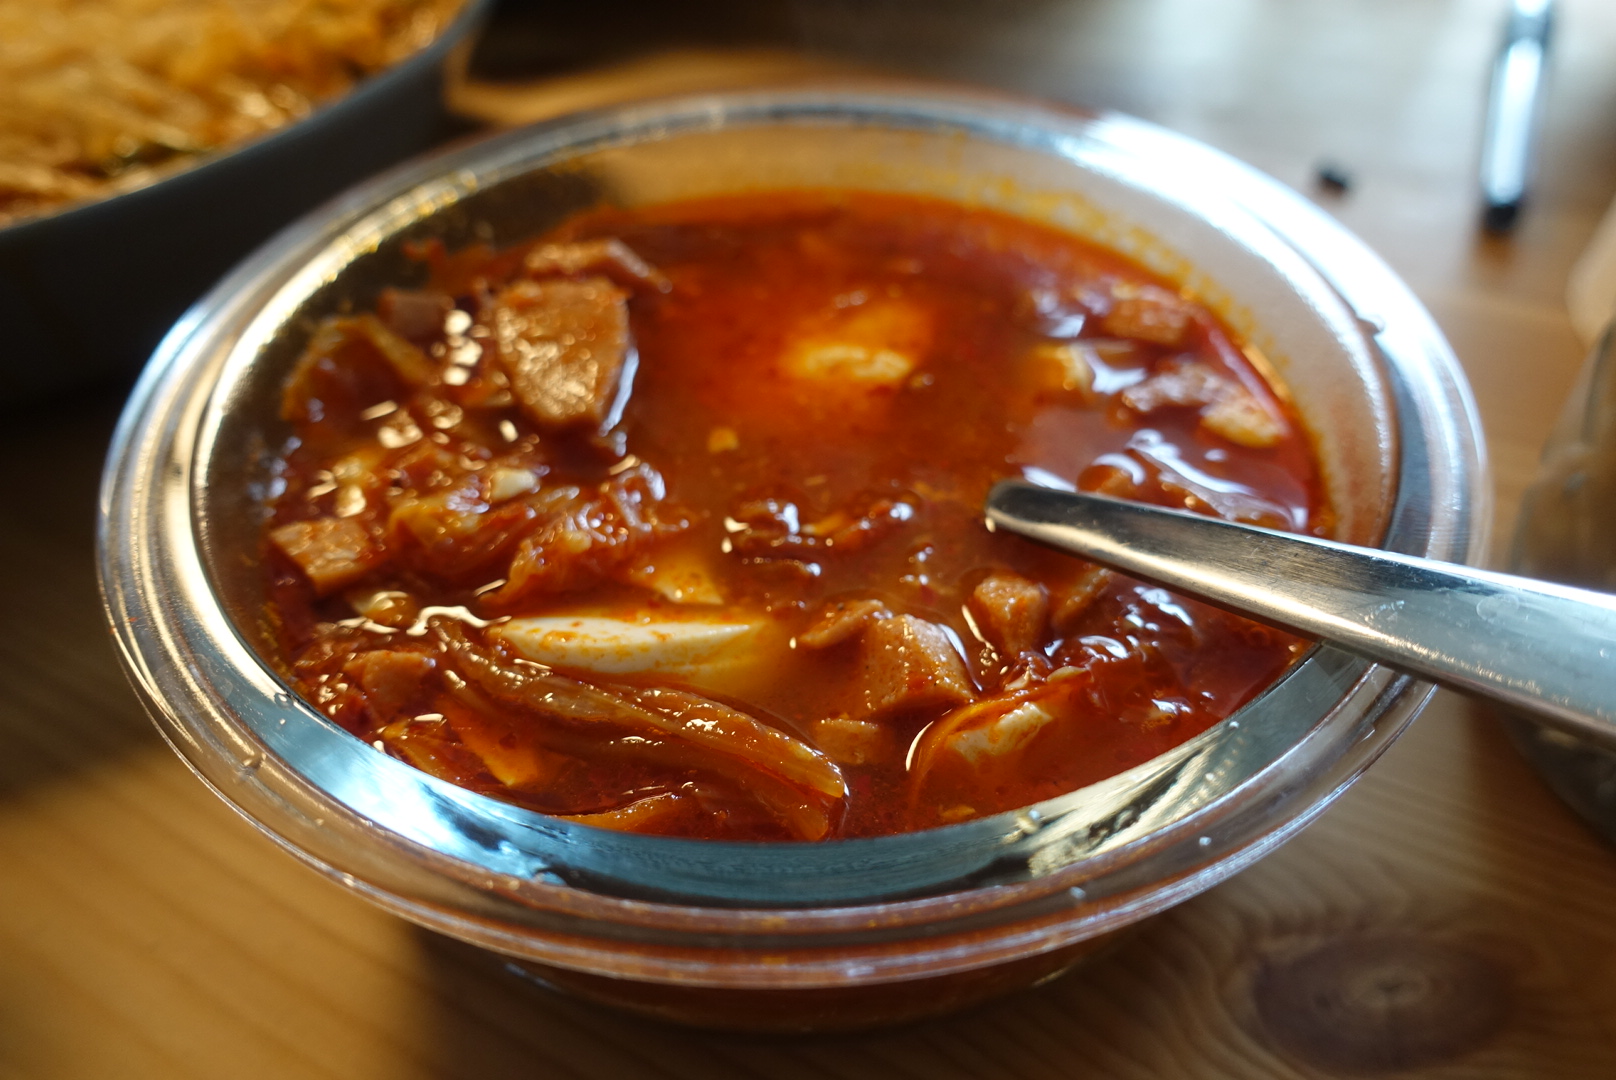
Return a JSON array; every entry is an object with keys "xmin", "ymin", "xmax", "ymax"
[
  {"xmin": 489, "ymin": 277, "xmax": 632, "ymax": 431},
  {"xmin": 1200, "ymin": 392, "xmax": 1287, "ymax": 448},
  {"xmin": 485, "ymin": 463, "xmax": 688, "ymax": 607},
  {"xmin": 854, "ymin": 614, "xmax": 975, "ymax": 720},
  {"xmin": 968, "ymin": 571, "xmax": 1049, "ymax": 656},
  {"xmin": 385, "ymin": 471, "xmax": 567, "ymax": 582},
  {"xmin": 1120, "ymin": 359, "xmax": 1287, "ymax": 448},
  {"xmin": 524, "ymin": 239, "xmax": 671, "ymax": 291},
  {"xmin": 1050, "ymin": 564, "xmax": 1113, "ymax": 633},
  {"xmin": 378, "ymin": 288, "xmax": 454, "ymax": 342},
  {"xmin": 269, "ymin": 517, "xmax": 387, "ymax": 596},
  {"xmin": 278, "ymin": 313, "xmax": 436, "ymax": 425},
  {"xmin": 344, "ymin": 650, "xmax": 435, "ymax": 720},
  {"xmin": 806, "ymin": 498, "xmax": 916, "ymax": 553},
  {"xmin": 346, "ymin": 313, "xmax": 435, "ymax": 388},
  {"xmin": 1120, "ymin": 359, "xmax": 1233, "ymax": 413},
  {"xmin": 280, "ymin": 318, "xmax": 405, "ymax": 424},
  {"xmin": 1100, "ymin": 285, "xmax": 1194, "ymax": 346},
  {"xmin": 799, "ymin": 597, "xmax": 889, "ymax": 649},
  {"xmin": 1127, "ymin": 430, "xmax": 1300, "ymax": 528},
  {"xmin": 811, "ymin": 717, "xmax": 897, "ymax": 766},
  {"xmin": 726, "ymin": 494, "xmax": 915, "ymax": 561}
]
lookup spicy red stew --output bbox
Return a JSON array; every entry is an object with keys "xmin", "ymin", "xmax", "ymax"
[{"xmin": 262, "ymin": 191, "xmax": 1324, "ymax": 841}]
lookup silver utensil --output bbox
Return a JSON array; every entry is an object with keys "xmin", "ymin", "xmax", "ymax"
[
  {"xmin": 985, "ymin": 480, "xmax": 1616, "ymax": 745},
  {"xmin": 1480, "ymin": 0, "xmax": 1554, "ymax": 231}
]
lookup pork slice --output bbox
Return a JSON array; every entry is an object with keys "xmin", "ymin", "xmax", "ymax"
[
  {"xmin": 269, "ymin": 517, "xmax": 387, "ymax": 596},
  {"xmin": 1100, "ymin": 285, "xmax": 1194, "ymax": 346},
  {"xmin": 1119, "ymin": 359, "xmax": 1233, "ymax": 413},
  {"xmin": 1119, "ymin": 359, "xmax": 1287, "ymax": 448},
  {"xmin": 1050, "ymin": 564, "xmax": 1114, "ymax": 633},
  {"xmin": 489, "ymin": 277, "xmax": 632, "ymax": 431},
  {"xmin": 798, "ymin": 597, "xmax": 889, "ymax": 649},
  {"xmin": 344, "ymin": 650, "xmax": 436, "ymax": 720},
  {"xmin": 378, "ymin": 288, "xmax": 453, "ymax": 342},
  {"xmin": 968, "ymin": 571, "xmax": 1049, "ymax": 656},
  {"xmin": 726, "ymin": 494, "xmax": 914, "ymax": 561},
  {"xmin": 350, "ymin": 313, "xmax": 435, "ymax": 388},
  {"xmin": 524, "ymin": 238, "xmax": 671, "ymax": 291},
  {"xmin": 810, "ymin": 717, "xmax": 896, "ymax": 766},
  {"xmin": 1199, "ymin": 392, "xmax": 1287, "ymax": 448},
  {"xmin": 485, "ymin": 463, "xmax": 686, "ymax": 608},
  {"xmin": 854, "ymin": 614, "xmax": 975, "ymax": 721}
]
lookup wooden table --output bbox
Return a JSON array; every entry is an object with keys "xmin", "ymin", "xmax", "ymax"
[{"xmin": 6, "ymin": 0, "xmax": 1616, "ymax": 1075}]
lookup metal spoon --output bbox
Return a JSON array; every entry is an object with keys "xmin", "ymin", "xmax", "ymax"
[{"xmin": 985, "ymin": 480, "xmax": 1616, "ymax": 745}]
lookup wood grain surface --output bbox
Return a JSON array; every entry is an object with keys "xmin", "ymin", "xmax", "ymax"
[{"xmin": 6, "ymin": 0, "xmax": 1616, "ymax": 1075}]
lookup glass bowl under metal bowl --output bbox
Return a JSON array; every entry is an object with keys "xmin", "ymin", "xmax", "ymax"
[{"xmin": 97, "ymin": 90, "xmax": 1487, "ymax": 1031}]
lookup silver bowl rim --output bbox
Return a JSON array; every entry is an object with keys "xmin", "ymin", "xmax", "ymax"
[{"xmin": 98, "ymin": 89, "xmax": 1488, "ymax": 938}]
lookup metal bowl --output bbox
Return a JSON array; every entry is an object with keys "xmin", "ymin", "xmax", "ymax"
[
  {"xmin": 0, "ymin": 0, "xmax": 489, "ymax": 405},
  {"xmin": 98, "ymin": 90, "xmax": 1487, "ymax": 1030}
]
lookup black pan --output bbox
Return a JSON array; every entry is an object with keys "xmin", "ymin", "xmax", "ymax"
[{"xmin": 0, "ymin": 0, "xmax": 490, "ymax": 405}]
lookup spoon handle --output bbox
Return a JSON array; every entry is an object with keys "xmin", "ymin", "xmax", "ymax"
[{"xmin": 986, "ymin": 480, "xmax": 1616, "ymax": 744}]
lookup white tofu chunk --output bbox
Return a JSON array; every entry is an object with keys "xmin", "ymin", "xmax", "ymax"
[
  {"xmin": 781, "ymin": 299, "xmax": 931, "ymax": 390},
  {"xmin": 788, "ymin": 342, "xmax": 914, "ymax": 384},
  {"xmin": 491, "ymin": 613, "xmax": 762, "ymax": 683}
]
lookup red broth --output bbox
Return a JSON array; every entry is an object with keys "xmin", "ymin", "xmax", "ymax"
[{"xmin": 261, "ymin": 191, "xmax": 1323, "ymax": 841}]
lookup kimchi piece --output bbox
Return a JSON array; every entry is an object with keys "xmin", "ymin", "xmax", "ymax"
[{"xmin": 260, "ymin": 191, "xmax": 1327, "ymax": 841}]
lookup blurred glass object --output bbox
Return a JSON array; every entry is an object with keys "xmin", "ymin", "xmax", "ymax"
[
  {"xmin": 1569, "ymin": 195, "xmax": 1616, "ymax": 346},
  {"xmin": 1507, "ymin": 323, "xmax": 1616, "ymax": 840}
]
